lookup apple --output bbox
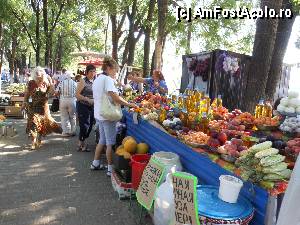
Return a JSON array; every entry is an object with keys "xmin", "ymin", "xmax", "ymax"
[{"xmin": 217, "ymin": 132, "xmax": 227, "ymax": 144}]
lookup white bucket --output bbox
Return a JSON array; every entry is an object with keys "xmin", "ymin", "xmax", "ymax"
[{"xmin": 218, "ymin": 175, "xmax": 243, "ymax": 204}]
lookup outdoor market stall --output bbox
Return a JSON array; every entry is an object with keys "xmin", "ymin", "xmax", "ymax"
[
  {"xmin": 124, "ymin": 110, "xmax": 267, "ymax": 225},
  {"xmin": 111, "ymin": 89, "xmax": 299, "ymax": 225}
]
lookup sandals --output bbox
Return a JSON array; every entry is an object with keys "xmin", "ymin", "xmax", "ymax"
[{"xmin": 78, "ymin": 144, "xmax": 91, "ymax": 152}]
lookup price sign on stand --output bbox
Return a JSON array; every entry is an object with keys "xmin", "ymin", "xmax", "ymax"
[
  {"xmin": 136, "ymin": 157, "xmax": 165, "ymax": 210},
  {"xmin": 172, "ymin": 172, "xmax": 200, "ymax": 225}
]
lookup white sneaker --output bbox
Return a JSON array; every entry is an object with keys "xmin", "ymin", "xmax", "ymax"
[{"xmin": 106, "ymin": 171, "xmax": 112, "ymax": 177}]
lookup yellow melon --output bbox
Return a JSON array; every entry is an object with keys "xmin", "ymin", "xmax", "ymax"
[
  {"xmin": 124, "ymin": 139, "xmax": 137, "ymax": 154},
  {"xmin": 136, "ymin": 143, "xmax": 149, "ymax": 154},
  {"xmin": 122, "ymin": 136, "xmax": 135, "ymax": 145},
  {"xmin": 123, "ymin": 151, "xmax": 132, "ymax": 159},
  {"xmin": 116, "ymin": 146, "xmax": 125, "ymax": 156}
]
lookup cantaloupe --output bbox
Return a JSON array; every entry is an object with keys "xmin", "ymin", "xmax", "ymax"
[
  {"xmin": 122, "ymin": 136, "xmax": 135, "ymax": 145},
  {"xmin": 116, "ymin": 145, "xmax": 125, "ymax": 155},
  {"xmin": 123, "ymin": 151, "xmax": 132, "ymax": 159},
  {"xmin": 136, "ymin": 143, "xmax": 149, "ymax": 154},
  {"xmin": 124, "ymin": 139, "xmax": 137, "ymax": 154}
]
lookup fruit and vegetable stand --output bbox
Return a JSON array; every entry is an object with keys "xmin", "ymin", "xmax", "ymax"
[{"xmin": 124, "ymin": 110, "xmax": 285, "ymax": 225}]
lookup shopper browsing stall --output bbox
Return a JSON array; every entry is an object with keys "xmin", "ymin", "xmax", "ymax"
[
  {"xmin": 56, "ymin": 71, "xmax": 77, "ymax": 137},
  {"xmin": 75, "ymin": 64, "xmax": 96, "ymax": 152},
  {"xmin": 127, "ymin": 69, "xmax": 168, "ymax": 95},
  {"xmin": 21, "ymin": 67, "xmax": 62, "ymax": 150},
  {"xmin": 90, "ymin": 57, "xmax": 137, "ymax": 176}
]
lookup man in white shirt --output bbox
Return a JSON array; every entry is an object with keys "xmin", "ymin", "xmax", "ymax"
[{"xmin": 56, "ymin": 71, "xmax": 77, "ymax": 136}]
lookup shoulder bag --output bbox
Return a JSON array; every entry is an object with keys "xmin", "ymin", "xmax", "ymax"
[{"xmin": 99, "ymin": 76, "xmax": 123, "ymax": 121}]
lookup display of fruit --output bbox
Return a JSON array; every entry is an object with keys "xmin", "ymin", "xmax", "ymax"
[
  {"xmin": 217, "ymin": 138, "xmax": 247, "ymax": 157},
  {"xmin": 286, "ymin": 138, "xmax": 300, "ymax": 153},
  {"xmin": 276, "ymin": 91, "xmax": 300, "ymax": 115},
  {"xmin": 123, "ymin": 137, "xmax": 137, "ymax": 154},
  {"xmin": 208, "ymin": 120, "xmax": 228, "ymax": 131},
  {"xmin": 225, "ymin": 109, "xmax": 243, "ymax": 120},
  {"xmin": 212, "ymin": 106, "xmax": 229, "ymax": 119},
  {"xmin": 279, "ymin": 117, "xmax": 300, "ymax": 133},
  {"xmin": 136, "ymin": 143, "xmax": 149, "ymax": 154},
  {"xmin": 122, "ymin": 136, "xmax": 134, "ymax": 145},
  {"xmin": 231, "ymin": 112, "xmax": 255, "ymax": 127},
  {"xmin": 254, "ymin": 116, "xmax": 280, "ymax": 127},
  {"xmin": 209, "ymin": 131, "xmax": 228, "ymax": 145},
  {"xmin": 180, "ymin": 131, "xmax": 210, "ymax": 145}
]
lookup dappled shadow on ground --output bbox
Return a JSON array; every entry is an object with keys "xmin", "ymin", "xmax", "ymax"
[{"xmin": 0, "ymin": 117, "xmax": 153, "ymax": 225}]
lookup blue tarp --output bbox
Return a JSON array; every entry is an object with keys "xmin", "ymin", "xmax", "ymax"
[{"xmin": 124, "ymin": 111, "xmax": 268, "ymax": 225}]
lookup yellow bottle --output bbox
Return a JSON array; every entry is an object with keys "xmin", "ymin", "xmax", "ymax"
[
  {"xmin": 255, "ymin": 99, "xmax": 264, "ymax": 118},
  {"xmin": 200, "ymin": 112, "xmax": 210, "ymax": 134},
  {"xmin": 159, "ymin": 109, "xmax": 167, "ymax": 123},
  {"xmin": 217, "ymin": 94, "xmax": 222, "ymax": 107},
  {"xmin": 263, "ymin": 101, "xmax": 273, "ymax": 118}
]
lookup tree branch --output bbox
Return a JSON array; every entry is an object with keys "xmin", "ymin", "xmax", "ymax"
[
  {"xmin": 117, "ymin": 13, "xmax": 126, "ymax": 35},
  {"xmin": 50, "ymin": 1, "xmax": 65, "ymax": 32},
  {"xmin": 11, "ymin": 10, "xmax": 37, "ymax": 51}
]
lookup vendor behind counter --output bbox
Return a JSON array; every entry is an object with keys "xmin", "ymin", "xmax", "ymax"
[{"xmin": 127, "ymin": 69, "xmax": 168, "ymax": 95}]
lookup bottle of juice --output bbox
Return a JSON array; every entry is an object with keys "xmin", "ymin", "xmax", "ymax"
[
  {"xmin": 159, "ymin": 108, "xmax": 167, "ymax": 123},
  {"xmin": 255, "ymin": 99, "xmax": 264, "ymax": 118},
  {"xmin": 217, "ymin": 94, "xmax": 222, "ymax": 107},
  {"xmin": 201, "ymin": 112, "xmax": 210, "ymax": 134},
  {"xmin": 263, "ymin": 101, "xmax": 273, "ymax": 118}
]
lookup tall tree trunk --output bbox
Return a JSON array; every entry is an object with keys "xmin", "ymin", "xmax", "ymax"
[
  {"xmin": 43, "ymin": 0, "xmax": 49, "ymax": 67},
  {"xmin": 265, "ymin": 0, "xmax": 296, "ymax": 101},
  {"xmin": 35, "ymin": 1, "xmax": 41, "ymax": 66},
  {"xmin": 154, "ymin": 0, "xmax": 168, "ymax": 69},
  {"xmin": 143, "ymin": 0, "xmax": 155, "ymax": 77},
  {"xmin": 111, "ymin": 15, "xmax": 119, "ymax": 61},
  {"xmin": 0, "ymin": 22, "xmax": 3, "ymax": 73},
  {"xmin": 104, "ymin": 14, "xmax": 109, "ymax": 55},
  {"xmin": 55, "ymin": 33, "xmax": 63, "ymax": 71},
  {"xmin": 186, "ymin": 23, "xmax": 192, "ymax": 54},
  {"xmin": 241, "ymin": 0, "xmax": 283, "ymax": 113}
]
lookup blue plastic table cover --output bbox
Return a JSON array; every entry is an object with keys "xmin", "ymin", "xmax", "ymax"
[
  {"xmin": 197, "ymin": 185, "xmax": 254, "ymax": 220},
  {"xmin": 124, "ymin": 111, "xmax": 268, "ymax": 225}
]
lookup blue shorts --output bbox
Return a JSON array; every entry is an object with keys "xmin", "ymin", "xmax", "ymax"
[{"xmin": 97, "ymin": 119, "xmax": 117, "ymax": 145}]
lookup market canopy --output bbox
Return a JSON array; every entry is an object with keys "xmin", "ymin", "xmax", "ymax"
[
  {"xmin": 70, "ymin": 51, "xmax": 108, "ymax": 58},
  {"xmin": 77, "ymin": 58, "xmax": 103, "ymax": 67}
]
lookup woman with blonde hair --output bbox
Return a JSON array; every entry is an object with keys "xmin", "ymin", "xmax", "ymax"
[
  {"xmin": 21, "ymin": 67, "xmax": 62, "ymax": 150},
  {"xmin": 90, "ymin": 57, "xmax": 137, "ymax": 176}
]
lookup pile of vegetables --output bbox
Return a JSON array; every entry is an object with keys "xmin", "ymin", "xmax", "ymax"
[
  {"xmin": 5, "ymin": 83, "xmax": 26, "ymax": 95},
  {"xmin": 277, "ymin": 91, "xmax": 300, "ymax": 115},
  {"xmin": 279, "ymin": 117, "xmax": 300, "ymax": 133},
  {"xmin": 235, "ymin": 141, "xmax": 291, "ymax": 183}
]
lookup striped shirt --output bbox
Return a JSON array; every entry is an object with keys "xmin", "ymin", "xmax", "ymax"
[{"xmin": 56, "ymin": 78, "xmax": 77, "ymax": 98}]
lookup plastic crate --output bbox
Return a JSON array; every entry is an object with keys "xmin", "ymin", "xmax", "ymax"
[{"xmin": 111, "ymin": 169, "xmax": 135, "ymax": 200}]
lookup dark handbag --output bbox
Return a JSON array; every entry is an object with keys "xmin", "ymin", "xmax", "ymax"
[{"xmin": 50, "ymin": 98, "xmax": 60, "ymax": 112}]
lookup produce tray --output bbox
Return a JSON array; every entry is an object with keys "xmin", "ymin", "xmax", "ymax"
[
  {"xmin": 256, "ymin": 125, "xmax": 278, "ymax": 131},
  {"xmin": 278, "ymin": 110, "xmax": 300, "ymax": 117}
]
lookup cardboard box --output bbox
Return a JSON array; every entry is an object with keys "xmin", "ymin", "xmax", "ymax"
[
  {"xmin": 10, "ymin": 96, "xmax": 24, "ymax": 102},
  {"xmin": 5, "ymin": 106, "xmax": 23, "ymax": 117}
]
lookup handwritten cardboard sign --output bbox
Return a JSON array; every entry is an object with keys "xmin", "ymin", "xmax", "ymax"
[
  {"xmin": 172, "ymin": 172, "xmax": 200, "ymax": 225},
  {"xmin": 136, "ymin": 157, "xmax": 165, "ymax": 210}
]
